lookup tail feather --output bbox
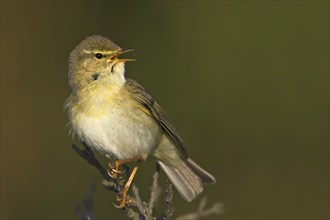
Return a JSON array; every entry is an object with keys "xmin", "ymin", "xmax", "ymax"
[
  {"xmin": 187, "ymin": 158, "xmax": 216, "ymax": 184},
  {"xmin": 154, "ymin": 137, "xmax": 216, "ymax": 201},
  {"xmin": 158, "ymin": 160, "xmax": 203, "ymax": 202}
]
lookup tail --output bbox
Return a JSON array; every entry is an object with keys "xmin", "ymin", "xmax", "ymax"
[
  {"xmin": 186, "ymin": 158, "xmax": 216, "ymax": 185},
  {"xmin": 158, "ymin": 158, "xmax": 216, "ymax": 202}
]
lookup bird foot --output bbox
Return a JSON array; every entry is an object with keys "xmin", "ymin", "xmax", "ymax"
[
  {"xmin": 113, "ymin": 194, "xmax": 133, "ymax": 208},
  {"xmin": 108, "ymin": 162, "xmax": 127, "ymax": 179}
]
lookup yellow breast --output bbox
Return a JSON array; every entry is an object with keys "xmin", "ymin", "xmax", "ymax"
[{"xmin": 67, "ymin": 81, "xmax": 162, "ymax": 159}]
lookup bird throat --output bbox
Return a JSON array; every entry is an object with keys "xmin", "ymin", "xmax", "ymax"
[{"xmin": 108, "ymin": 62, "xmax": 126, "ymax": 86}]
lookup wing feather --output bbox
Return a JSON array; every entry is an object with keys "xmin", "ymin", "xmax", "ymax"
[{"xmin": 125, "ymin": 79, "xmax": 188, "ymax": 158}]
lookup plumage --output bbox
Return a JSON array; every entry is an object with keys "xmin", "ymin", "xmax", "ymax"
[
  {"xmin": 66, "ymin": 35, "xmax": 216, "ymax": 203},
  {"xmin": 125, "ymin": 79, "xmax": 188, "ymax": 158}
]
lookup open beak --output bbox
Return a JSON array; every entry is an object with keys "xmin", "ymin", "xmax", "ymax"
[{"xmin": 109, "ymin": 48, "xmax": 136, "ymax": 63}]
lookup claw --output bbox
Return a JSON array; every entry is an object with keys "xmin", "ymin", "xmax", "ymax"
[
  {"xmin": 108, "ymin": 170, "xmax": 118, "ymax": 179},
  {"xmin": 113, "ymin": 202, "xmax": 126, "ymax": 209},
  {"xmin": 116, "ymin": 193, "xmax": 122, "ymax": 202},
  {"xmin": 113, "ymin": 193, "xmax": 129, "ymax": 208},
  {"xmin": 112, "ymin": 167, "xmax": 127, "ymax": 175},
  {"xmin": 108, "ymin": 162, "xmax": 128, "ymax": 179},
  {"xmin": 113, "ymin": 196, "xmax": 133, "ymax": 208}
]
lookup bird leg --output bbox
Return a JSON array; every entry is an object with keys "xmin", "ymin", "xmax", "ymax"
[
  {"xmin": 114, "ymin": 163, "xmax": 140, "ymax": 208},
  {"xmin": 108, "ymin": 156, "xmax": 144, "ymax": 208}
]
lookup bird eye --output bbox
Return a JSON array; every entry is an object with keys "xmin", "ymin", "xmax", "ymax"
[{"xmin": 95, "ymin": 53, "xmax": 103, "ymax": 59}]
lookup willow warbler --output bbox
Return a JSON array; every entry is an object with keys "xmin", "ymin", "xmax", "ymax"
[{"xmin": 65, "ymin": 35, "xmax": 216, "ymax": 206}]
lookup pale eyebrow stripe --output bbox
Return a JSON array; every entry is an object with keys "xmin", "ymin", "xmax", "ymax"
[{"xmin": 82, "ymin": 49, "xmax": 115, "ymax": 55}]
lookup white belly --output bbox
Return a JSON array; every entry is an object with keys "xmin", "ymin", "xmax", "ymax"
[{"xmin": 73, "ymin": 105, "xmax": 162, "ymax": 160}]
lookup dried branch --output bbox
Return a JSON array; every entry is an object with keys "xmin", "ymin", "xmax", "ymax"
[
  {"xmin": 176, "ymin": 197, "xmax": 224, "ymax": 220},
  {"xmin": 131, "ymin": 184, "xmax": 153, "ymax": 220},
  {"xmin": 148, "ymin": 164, "xmax": 162, "ymax": 216},
  {"xmin": 72, "ymin": 143, "xmax": 223, "ymax": 220},
  {"xmin": 71, "ymin": 144, "xmax": 115, "ymax": 183},
  {"xmin": 75, "ymin": 182, "xmax": 96, "ymax": 220},
  {"xmin": 164, "ymin": 179, "xmax": 174, "ymax": 220}
]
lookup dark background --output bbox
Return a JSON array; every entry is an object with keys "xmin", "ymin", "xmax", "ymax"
[{"xmin": 1, "ymin": 1, "xmax": 329, "ymax": 219}]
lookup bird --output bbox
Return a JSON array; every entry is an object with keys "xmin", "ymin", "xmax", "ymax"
[{"xmin": 65, "ymin": 35, "xmax": 216, "ymax": 208}]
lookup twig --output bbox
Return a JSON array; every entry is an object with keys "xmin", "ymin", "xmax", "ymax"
[
  {"xmin": 122, "ymin": 205, "xmax": 141, "ymax": 220},
  {"xmin": 148, "ymin": 163, "xmax": 162, "ymax": 216},
  {"xmin": 71, "ymin": 144, "xmax": 114, "ymax": 181},
  {"xmin": 75, "ymin": 182, "xmax": 96, "ymax": 220},
  {"xmin": 131, "ymin": 184, "xmax": 153, "ymax": 220},
  {"xmin": 175, "ymin": 197, "xmax": 224, "ymax": 220},
  {"xmin": 164, "ymin": 179, "xmax": 174, "ymax": 220}
]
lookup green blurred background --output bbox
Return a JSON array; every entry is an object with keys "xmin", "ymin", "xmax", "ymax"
[{"xmin": 1, "ymin": 1, "xmax": 329, "ymax": 219}]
